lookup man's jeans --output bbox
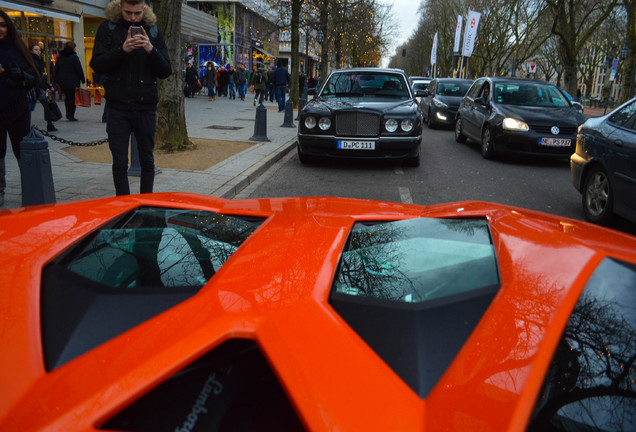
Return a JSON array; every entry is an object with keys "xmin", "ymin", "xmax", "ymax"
[
  {"xmin": 106, "ymin": 108, "xmax": 156, "ymax": 195},
  {"xmin": 276, "ymin": 86, "xmax": 286, "ymax": 111}
]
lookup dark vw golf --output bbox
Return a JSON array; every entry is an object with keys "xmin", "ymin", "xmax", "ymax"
[
  {"xmin": 297, "ymin": 68, "xmax": 424, "ymax": 167},
  {"xmin": 455, "ymin": 77, "xmax": 587, "ymax": 159}
]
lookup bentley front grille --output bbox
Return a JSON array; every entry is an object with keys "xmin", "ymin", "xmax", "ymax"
[{"xmin": 336, "ymin": 112, "xmax": 380, "ymax": 136}]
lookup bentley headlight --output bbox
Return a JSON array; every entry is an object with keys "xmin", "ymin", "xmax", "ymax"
[
  {"xmin": 401, "ymin": 119, "xmax": 414, "ymax": 132},
  {"xmin": 385, "ymin": 118, "xmax": 398, "ymax": 132},
  {"xmin": 503, "ymin": 117, "xmax": 529, "ymax": 131},
  {"xmin": 304, "ymin": 116, "xmax": 317, "ymax": 129},
  {"xmin": 319, "ymin": 117, "xmax": 331, "ymax": 131}
]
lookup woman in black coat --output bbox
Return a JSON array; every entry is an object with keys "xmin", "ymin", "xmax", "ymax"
[
  {"xmin": 0, "ymin": 9, "xmax": 39, "ymax": 206},
  {"xmin": 54, "ymin": 41, "xmax": 85, "ymax": 121}
]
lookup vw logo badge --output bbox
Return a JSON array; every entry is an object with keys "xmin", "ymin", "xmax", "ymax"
[{"xmin": 551, "ymin": 126, "xmax": 560, "ymax": 135}]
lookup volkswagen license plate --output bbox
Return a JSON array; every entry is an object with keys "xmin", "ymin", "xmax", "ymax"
[
  {"xmin": 338, "ymin": 140, "xmax": 375, "ymax": 150},
  {"xmin": 539, "ymin": 137, "xmax": 571, "ymax": 147}
]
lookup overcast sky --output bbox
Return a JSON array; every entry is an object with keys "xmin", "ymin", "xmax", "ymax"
[{"xmin": 380, "ymin": 0, "xmax": 420, "ymax": 66}]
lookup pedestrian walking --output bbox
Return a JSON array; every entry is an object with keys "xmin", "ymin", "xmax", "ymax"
[
  {"xmin": 201, "ymin": 61, "xmax": 216, "ymax": 101},
  {"xmin": 54, "ymin": 41, "xmax": 85, "ymax": 121},
  {"xmin": 249, "ymin": 64, "xmax": 267, "ymax": 106},
  {"xmin": 227, "ymin": 64, "xmax": 236, "ymax": 100},
  {"xmin": 184, "ymin": 62, "xmax": 198, "ymax": 98},
  {"xmin": 219, "ymin": 65, "xmax": 229, "ymax": 97},
  {"xmin": 273, "ymin": 60, "xmax": 290, "ymax": 112},
  {"xmin": 267, "ymin": 67, "xmax": 275, "ymax": 102},
  {"xmin": 30, "ymin": 43, "xmax": 57, "ymax": 131},
  {"xmin": 236, "ymin": 63, "xmax": 247, "ymax": 100},
  {"xmin": 0, "ymin": 9, "xmax": 39, "ymax": 207},
  {"xmin": 90, "ymin": 0, "xmax": 171, "ymax": 196}
]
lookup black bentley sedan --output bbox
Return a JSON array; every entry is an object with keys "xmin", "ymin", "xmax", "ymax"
[
  {"xmin": 297, "ymin": 68, "xmax": 425, "ymax": 167},
  {"xmin": 455, "ymin": 77, "xmax": 587, "ymax": 159},
  {"xmin": 421, "ymin": 78, "xmax": 472, "ymax": 128}
]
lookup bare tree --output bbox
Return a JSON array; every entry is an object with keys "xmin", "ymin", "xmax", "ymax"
[{"xmin": 546, "ymin": 0, "xmax": 621, "ymax": 96}]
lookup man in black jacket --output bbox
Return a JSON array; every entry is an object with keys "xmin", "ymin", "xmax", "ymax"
[{"xmin": 90, "ymin": 0, "xmax": 171, "ymax": 196}]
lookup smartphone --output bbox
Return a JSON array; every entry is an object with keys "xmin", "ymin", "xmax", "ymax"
[{"xmin": 131, "ymin": 26, "xmax": 142, "ymax": 36}]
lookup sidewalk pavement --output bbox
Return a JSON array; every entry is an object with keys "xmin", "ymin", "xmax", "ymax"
[{"xmin": 2, "ymin": 93, "xmax": 298, "ymax": 210}]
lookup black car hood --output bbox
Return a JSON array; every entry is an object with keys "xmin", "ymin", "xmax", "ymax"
[
  {"xmin": 435, "ymin": 96, "xmax": 463, "ymax": 109},
  {"xmin": 498, "ymin": 105, "xmax": 586, "ymax": 126},
  {"xmin": 305, "ymin": 98, "xmax": 418, "ymax": 115}
]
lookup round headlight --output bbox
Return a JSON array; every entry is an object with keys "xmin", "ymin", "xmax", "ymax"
[
  {"xmin": 304, "ymin": 116, "xmax": 317, "ymax": 129},
  {"xmin": 385, "ymin": 118, "xmax": 398, "ymax": 132},
  {"xmin": 319, "ymin": 117, "xmax": 331, "ymax": 130},
  {"xmin": 401, "ymin": 119, "xmax": 414, "ymax": 132}
]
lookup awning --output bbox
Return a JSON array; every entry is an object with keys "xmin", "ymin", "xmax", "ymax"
[
  {"xmin": 0, "ymin": 1, "xmax": 80, "ymax": 22},
  {"xmin": 253, "ymin": 45, "xmax": 275, "ymax": 59},
  {"xmin": 181, "ymin": 5, "xmax": 218, "ymax": 43}
]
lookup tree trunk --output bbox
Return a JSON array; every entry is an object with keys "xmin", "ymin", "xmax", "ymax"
[
  {"xmin": 290, "ymin": 0, "xmax": 304, "ymax": 109},
  {"xmin": 153, "ymin": 0, "xmax": 192, "ymax": 152}
]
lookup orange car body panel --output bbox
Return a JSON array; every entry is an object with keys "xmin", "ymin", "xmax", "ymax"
[{"xmin": 1, "ymin": 193, "xmax": 635, "ymax": 431}]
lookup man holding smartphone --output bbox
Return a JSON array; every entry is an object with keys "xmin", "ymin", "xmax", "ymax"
[{"xmin": 90, "ymin": 0, "xmax": 171, "ymax": 196}]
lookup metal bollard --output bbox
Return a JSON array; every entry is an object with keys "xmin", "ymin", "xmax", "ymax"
[
  {"xmin": 20, "ymin": 127, "xmax": 56, "ymax": 206},
  {"xmin": 296, "ymin": 96, "xmax": 306, "ymax": 120},
  {"xmin": 281, "ymin": 98, "xmax": 295, "ymax": 128},
  {"xmin": 128, "ymin": 133, "xmax": 161, "ymax": 177},
  {"xmin": 250, "ymin": 103, "xmax": 271, "ymax": 142}
]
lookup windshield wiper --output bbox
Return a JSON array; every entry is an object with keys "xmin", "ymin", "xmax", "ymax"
[{"xmin": 335, "ymin": 92, "xmax": 364, "ymax": 97}]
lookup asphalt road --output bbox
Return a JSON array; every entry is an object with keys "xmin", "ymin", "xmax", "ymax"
[{"xmin": 240, "ymin": 126, "xmax": 636, "ymax": 236}]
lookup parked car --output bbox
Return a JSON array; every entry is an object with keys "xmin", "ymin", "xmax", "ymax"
[
  {"xmin": 2, "ymin": 193, "xmax": 636, "ymax": 431},
  {"xmin": 297, "ymin": 68, "xmax": 424, "ymax": 167},
  {"xmin": 455, "ymin": 77, "xmax": 587, "ymax": 159},
  {"xmin": 420, "ymin": 78, "xmax": 472, "ymax": 128},
  {"xmin": 570, "ymin": 97, "xmax": 636, "ymax": 224}
]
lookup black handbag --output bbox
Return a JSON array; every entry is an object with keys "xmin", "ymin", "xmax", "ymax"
[{"xmin": 45, "ymin": 99, "xmax": 63, "ymax": 122}]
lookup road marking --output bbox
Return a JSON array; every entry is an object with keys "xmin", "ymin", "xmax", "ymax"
[
  {"xmin": 398, "ymin": 187, "xmax": 413, "ymax": 204},
  {"xmin": 394, "ymin": 166, "xmax": 404, "ymax": 175}
]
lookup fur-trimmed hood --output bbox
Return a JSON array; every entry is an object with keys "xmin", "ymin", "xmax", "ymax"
[{"xmin": 104, "ymin": 0, "xmax": 157, "ymax": 26}]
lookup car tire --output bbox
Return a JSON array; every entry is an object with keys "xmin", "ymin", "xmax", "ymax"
[
  {"xmin": 427, "ymin": 109, "xmax": 436, "ymax": 129},
  {"xmin": 582, "ymin": 166, "xmax": 613, "ymax": 225},
  {"xmin": 455, "ymin": 116, "xmax": 467, "ymax": 143},
  {"xmin": 297, "ymin": 145, "xmax": 315, "ymax": 165},
  {"xmin": 481, "ymin": 127, "xmax": 495, "ymax": 159}
]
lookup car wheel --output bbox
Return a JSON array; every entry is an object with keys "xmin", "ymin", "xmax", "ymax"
[
  {"xmin": 297, "ymin": 144, "xmax": 315, "ymax": 165},
  {"xmin": 582, "ymin": 166, "xmax": 613, "ymax": 225},
  {"xmin": 454, "ymin": 116, "xmax": 467, "ymax": 143},
  {"xmin": 481, "ymin": 128, "xmax": 495, "ymax": 159},
  {"xmin": 427, "ymin": 109, "xmax": 436, "ymax": 129}
]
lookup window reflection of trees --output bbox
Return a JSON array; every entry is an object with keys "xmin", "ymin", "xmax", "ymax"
[
  {"xmin": 66, "ymin": 208, "xmax": 261, "ymax": 290},
  {"xmin": 530, "ymin": 260, "xmax": 636, "ymax": 431},
  {"xmin": 335, "ymin": 218, "xmax": 494, "ymax": 303}
]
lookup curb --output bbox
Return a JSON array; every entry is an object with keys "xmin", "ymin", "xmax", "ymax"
[{"xmin": 215, "ymin": 138, "xmax": 297, "ymax": 199}]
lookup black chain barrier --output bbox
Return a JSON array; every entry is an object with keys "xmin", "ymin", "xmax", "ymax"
[{"xmin": 34, "ymin": 126, "xmax": 109, "ymax": 147}]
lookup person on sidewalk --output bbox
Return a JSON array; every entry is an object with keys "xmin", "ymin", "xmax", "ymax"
[
  {"xmin": 227, "ymin": 64, "xmax": 236, "ymax": 100},
  {"xmin": 184, "ymin": 62, "xmax": 198, "ymax": 98},
  {"xmin": 267, "ymin": 67, "xmax": 275, "ymax": 102},
  {"xmin": 30, "ymin": 43, "xmax": 57, "ymax": 131},
  {"xmin": 90, "ymin": 0, "xmax": 171, "ymax": 196},
  {"xmin": 236, "ymin": 63, "xmax": 247, "ymax": 101},
  {"xmin": 273, "ymin": 60, "xmax": 290, "ymax": 112},
  {"xmin": 249, "ymin": 64, "xmax": 267, "ymax": 106},
  {"xmin": 54, "ymin": 41, "xmax": 85, "ymax": 121},
  {"xmin": 201, "ymin": 61, "xmax": 216, "ymax": 101},
  {"xmin": 0, "ymin": 9, "xmax": 39, "ymax": 206}
]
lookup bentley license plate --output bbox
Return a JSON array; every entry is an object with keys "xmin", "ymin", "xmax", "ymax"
[
  {"xmin": 539, "ymin": 137, "xmax": 571, "ymax": 147},
  {"xmin": 338, "ymin": 140, "xmax": 375, "ymax": 150}
]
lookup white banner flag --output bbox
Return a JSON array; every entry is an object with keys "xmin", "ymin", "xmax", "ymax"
[
  {"xmin": 454, "ymin": 16, "xmax": 463, "ymax": 53},
  {"xmin": 431, "ymin": 32, "xmax": 438, "ymax": 66},
  {"xmin": 461, "ymin": 10, "xmax": 481, "ymax": 57}
]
